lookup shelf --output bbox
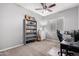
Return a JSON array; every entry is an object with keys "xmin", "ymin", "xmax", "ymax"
[
  {"xmin": 25, "ymin": 32, "xmax": 37, "ymax": 34},
  {"xmin": 23, "ymin": 17, "xmax": 37, "ymax": 44},
  {"xmin": 25, "ymin": 30, "xmax": 37, "ymax": 33},
  {"xmin": 25, "ymin": 38, "xmax": 37, "ymax": 41},
  {"xmin": 25, "ymin": 26, "xmax": 36, "ymax": 29},
  {"xmin": 26, "ymin": 24, "xmax": 37, "ymax": 26},
  {"xmin": 27, "ymin": 20, "xmax": 37, "ymax": 22},
  {"xmin": 26, "ymin": 28, "xmax": 37, "ymax": 30},
  {"xmin": 26, "ymin": 36, "xmax": 37, "ymax": 38},
  {"xmin": 25, "ymin": 35, "xmax": 37, "ymax": 37}
]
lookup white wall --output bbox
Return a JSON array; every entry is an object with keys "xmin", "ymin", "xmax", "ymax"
[
  {"xmin": 43, "ymin": 7, "xmax": 78, "ymax": 31},
  {"xmin": 0, "ymin": 3, "xmax": 42, "ymax": 50},
  {"xmin": 77, "ymin": 5, "xmax": 79, "ymax": 29},
  {"xmin": 40, "ymin": 7, "xmax": 79, "ymax": 40}
]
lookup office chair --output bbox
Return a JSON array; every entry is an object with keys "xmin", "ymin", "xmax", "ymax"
[
  {"xmin": 57, "ymin": 30, "xmax": 65, "ymax": 55},
  {"xmin": 57, "ymin": 30, "xmax": 63, "ymax": 42}
]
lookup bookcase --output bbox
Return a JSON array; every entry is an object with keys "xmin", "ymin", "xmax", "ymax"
[{"xmin": 23, "ymin": 15, "xmax": 37, "ymax": 45}]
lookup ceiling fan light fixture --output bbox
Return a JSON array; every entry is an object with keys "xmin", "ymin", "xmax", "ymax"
[{"xmin": 35, "ymin": 3, "xmax": 56, "ymax": 13}]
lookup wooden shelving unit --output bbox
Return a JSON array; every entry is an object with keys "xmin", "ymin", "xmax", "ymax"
[{"xmin": 23, "ymin": 15, "xmax": 37, "ymax": 45}]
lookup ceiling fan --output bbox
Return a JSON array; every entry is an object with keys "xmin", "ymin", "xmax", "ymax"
[{"xmin": 35, "ymin": 3, "xmax": 56, "ymax": 12}]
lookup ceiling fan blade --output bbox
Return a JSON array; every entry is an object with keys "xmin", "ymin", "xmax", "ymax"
[
  {"xmin": 41, "ymin": 3, "xmax": 44, "ymax": 6},
  {"xmin": 35, "ymin": 8, "xmax": 43, "ymax": 10},
  {"xmin": 41, "ymin": 3, "xmax": 44, "ymax": 9},
  {"xmin": 46, "ymin": 8, "xmax": 52, "ymax": 12},
  {"xmin": 41, "ymin": 3, "xmax": 47, "ymax": 9},
  {"xmin": 48, "ymin": 3, "xmax": 56, "ymax": 8}
]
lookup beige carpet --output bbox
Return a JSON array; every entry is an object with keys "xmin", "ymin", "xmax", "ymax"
[{"xmin": 0, "ymin": 40, "xmax": 60, "ymax": 56}]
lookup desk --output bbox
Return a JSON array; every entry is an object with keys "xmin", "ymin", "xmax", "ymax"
[{"xmin": 60, "ymin": 40, "xmax": 79, "ymax": 56}]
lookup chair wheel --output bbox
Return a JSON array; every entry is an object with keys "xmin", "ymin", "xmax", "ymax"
[
  {"xmin": 58, "ymin": 52, "xmax": 60, "ymax": 55},
  {"xmin": 58, "ymin": 52, "xmax": 61, "ymax": 56}
]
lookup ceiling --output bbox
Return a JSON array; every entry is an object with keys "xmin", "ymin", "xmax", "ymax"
[{"xmin": 18, "ymin": 3, "xmax": 79, "ymax": 16}]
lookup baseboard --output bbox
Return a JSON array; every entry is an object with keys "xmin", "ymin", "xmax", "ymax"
[{"xmin": 0, "ymin": 44, "xmax": 23, "ymax": 52}]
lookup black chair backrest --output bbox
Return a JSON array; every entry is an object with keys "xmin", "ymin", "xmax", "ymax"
[{"xmin": 57, "ymin": 30, "xmax": 63, "ymax": 42}]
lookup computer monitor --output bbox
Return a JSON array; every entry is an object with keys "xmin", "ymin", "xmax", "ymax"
[{"xmin": 74, "ymin": 30, "xmax": 79, "ymax": 42}]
